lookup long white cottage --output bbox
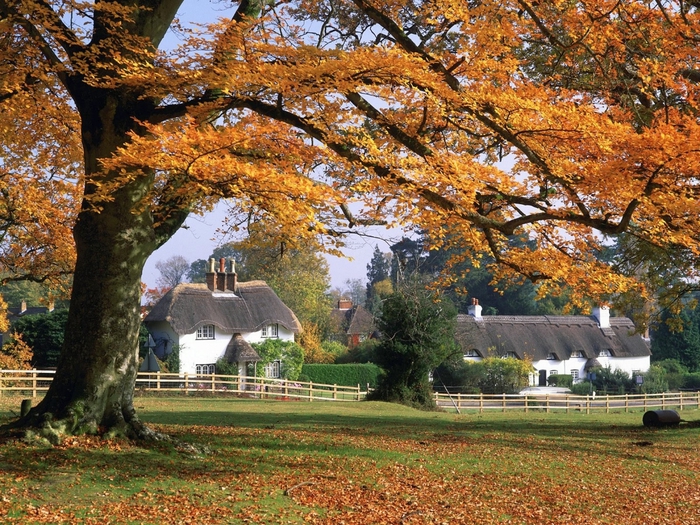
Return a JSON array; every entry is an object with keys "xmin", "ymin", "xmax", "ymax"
[
  {"xmin": 457, "ymin": 300, "xmax": 651, "ymax": 386},
  {"xmin": 144, "ymin": 258, "xmax": 301, "ymax": 377}
]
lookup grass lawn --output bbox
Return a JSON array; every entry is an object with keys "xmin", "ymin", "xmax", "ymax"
[{"xmin": 1, "ymin": 396, "xmax": 700, "ymax": 524}]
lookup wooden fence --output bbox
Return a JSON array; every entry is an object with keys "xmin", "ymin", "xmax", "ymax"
[
  {"xmin": 434, "ymin": 391, "xmax": 700, "ymax": 413},
  {"xmin": 0, "ymin": 369, "xmax": 368, "ymax": 402},
  {"xmin": 2, "ymin": 369, "xmax": 700, "ymax": 413}
]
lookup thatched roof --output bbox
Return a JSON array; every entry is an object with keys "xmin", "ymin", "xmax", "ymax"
[
  {"xmin": 330, "ymin": 304, "xmax": 376, "ymax": 336},
  {"xmin": 144, "ymin": 281, "xmax": 301, "ymax": 335},
  {"xmin": 223, "ymin": 333, "xmax": 261, "ymax": 362},
  {"xmin": 456, "ymin": 314, "xmax": 650, "ymax": 361}
]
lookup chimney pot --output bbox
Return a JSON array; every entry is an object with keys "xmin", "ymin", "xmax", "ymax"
[
  {"xmin": 593, "ymin": 305, "xmax": 610, "ymax": 329},
  {"xmin": 468, "ymin": 299, "xmax": 482, "ymax": 319}
]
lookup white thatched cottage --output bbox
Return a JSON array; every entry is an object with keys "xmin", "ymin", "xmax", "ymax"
[
  {"xmin": 144, "ymin": 258, "xmax": 301, "ymax": 377},
  {"xmin": 457, "ymin": 301, "xmax": 651, "ymax": 386}
]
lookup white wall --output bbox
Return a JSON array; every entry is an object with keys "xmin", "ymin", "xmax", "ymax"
[{"xmin": 178, "ymin": 325, "xmax": 296, "ymax": 375}]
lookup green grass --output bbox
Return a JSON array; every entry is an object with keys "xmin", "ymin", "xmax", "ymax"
[{"xmin": 1, "ymin": 396, "xmax": 700, "ymax": 524}]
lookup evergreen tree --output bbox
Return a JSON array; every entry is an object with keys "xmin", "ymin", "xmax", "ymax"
[
  {"xmin": 368, "ymin": 278, "xmax": 458, "ymax": 409},
  {"xmin": 365, "ymin": 246, "xmax": 391, "ymax": 314},
  {"xmin": 652, "ymin": 307, "xmax": 700, "ymax": 372}
]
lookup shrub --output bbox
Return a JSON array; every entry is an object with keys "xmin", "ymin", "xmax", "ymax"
[
  {"xmin": 547, "ymin": 374, "xmax": 573, "ymax": 388},
  {"xmin": 252, "ymin": 339, "xmax": 304, "ymax": 380},
  {"xmin": 300, "ymin": 363, "xmax": 382, "ymax": 388},
  {"xmin": 640, "ymin": 364, "xmax": 669, "ymax": 394},
  {"xmin": 478, "ymin": 357, "xmax": 533, "ymax": 394},
  {"xmin": 334, "ymin": 339, "xmax": 380, "ymax": 364},
  {"xmin": 571, "ymin": 381, "xmax": 594, "ymax": 395}
]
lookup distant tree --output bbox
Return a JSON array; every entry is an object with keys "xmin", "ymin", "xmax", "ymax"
[
  {"xmin": 368, "ymin": 279, "xmax": 458, "ymax": 409},
  {"xmin": 12, "ymin": 310, "xmax": 69, "ymax": 368},
  {"xmin": 343, "ymin": 278, "xmax": 366, "ymax": 307},
  {"xmin": 366, "ymin": 246, "xmax": 391, "ymax": 311},
  {"xmin": 155, "ymin": 256, "xmax": 190, "ymax": 289},
  {"xmin": 651, "ymin": 306, "xmax": 700, "ymax": 372},
  {"xmin": 187, "ymin": 244, "xmax": 242, "ymax": 283},
  {"xmin": 390, "ymin": 237, "xmax": 425, "ymax": 284}
]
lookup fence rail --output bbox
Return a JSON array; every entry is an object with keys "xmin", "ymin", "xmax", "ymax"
[
  {"xmin": 0, "ymin": 370, "xmax": 368, "ymax": 402},
  {"xmin": 434, "ymin": 391, "xmax": 700, "ymax": 413},
  {"xmin": 2, "ymin": 370, "xmax": 699, "ymax": 413}
]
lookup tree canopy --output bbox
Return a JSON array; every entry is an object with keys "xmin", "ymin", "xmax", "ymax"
[{"xmin": 5, "ymin": 0, "xmax": 700, "ymax": 440}]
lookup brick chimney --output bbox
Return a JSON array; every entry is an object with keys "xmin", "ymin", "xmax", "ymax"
[
  {"xmin": 206, "ymin": 258, "xmax": 217, "ymax": 291},
  {"xmin": 216, "ymin": 257, "xmax": 227, "ymax": 291},
  {"xmin": 468, "ymin": 298, "xmax": 482, "ymax": 319},
  {"xmin": 593, "ymin": 305, "xmax": 610, "ymax": 328},
  {"xmin": 225, "ymin": 258, "xmax": 237, "ymax": 292},
  {"xmin": 338, "ymin": 299, "xmax": 353, "ymax": 310}
]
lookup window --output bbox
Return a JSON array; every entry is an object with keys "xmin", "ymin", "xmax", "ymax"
[
  {"xmin": 196, "ymin": 363, "xmax": 216, "ymax": 376},
  {"xmin": 570, "ymin": 350, "xmax": 583, "ymax": 358},
  {"xmin": 503, "ymin": 352, "xmax": 518, "ymax": 359},
  {"xmin": 571, "ymin": 370, "xmax": 579, "ymax": 381},
  {"xmin": 196, "ymin": 324, "xmax": 215, "ymax": 340},
  {"xmin": 264, "ymin": 360, "xmax": 281, "ymax": 378},
  {"xmin": 598, "ymin": 349, "xmax": 612, "ymax": 357},
  {"xmin": 547, "ymin": 353, "xmax": 557, "ymax": 360},
  {"xmin": 261, "ymin": 324, "xmax": 278, "ymax": 338},
  {"xmin": 550, "ymin": 370, "xmax": 558, "ymax": 377},
  {"xmin": 464, "ymin": 349, "xmax": 480, "ymax": 358}
]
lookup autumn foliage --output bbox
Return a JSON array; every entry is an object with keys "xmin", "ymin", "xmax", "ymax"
[{"xmin": 5, "ymin": 0, "xmax": 700, "ymax": 438}]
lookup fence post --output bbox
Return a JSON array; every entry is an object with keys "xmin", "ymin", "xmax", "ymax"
[
  {"xmin": 606, "ymin": 395, "xmax": 610, "ymax": 414},
  {"xmin": 156, "ymin": 371, "xmax": 161, "ymax": 391},
  {"xmin": 586, "ymin": 395, "xmax": 590, "ymax": 415},
  {"xmin": 662, "ymin": 392, "xmax": 667, "ymax": 410},
  {"xmin": 524, "ymin": 395, "xmax": 529, "ymax": 413},
  {"xmin": 625, "ymin": 394, "xmax": 628, "ymax": 413},
  {"xmin": 309, "ymin": 381, "xmax": 313, "ymax": 402},
  {"xmin": 284, "ymin": 380, "xmax": 289, "ymax": 398},
  {"xmin": 32, "ymin": 369, "xmax": 37, "ymax": 398},
  {"xmin": 502, "ymin": 393, "xmax": 506, "ymax": 413},
  {"xmin": 546, "ymin": 395, "xmax": 550, "ymax": 413},
  {"xmin": 680, "ymin": 391, "xmax": 684, "ymax": 411},
  {"xmin": 566, "ymin": 394, "xmax": 570, "ymax": 414},
  {"xmin": 211, "ymin": 373, "xmax": 215, "ymax": 392},
  {"xmin": 479, "ymin": 393, "xmax": 483, "ymax": 413},
  {"xmin": 333, "ymin": 384, "xmax": 337, "ymax": 400},
  {"xmin": 184, "ymin": 373, "xmax": 189, "ymax": 394}
]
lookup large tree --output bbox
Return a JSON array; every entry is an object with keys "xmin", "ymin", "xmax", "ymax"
[{"xmin": 5, "ymin": 0, "xmax": 700, "ymax": 441}]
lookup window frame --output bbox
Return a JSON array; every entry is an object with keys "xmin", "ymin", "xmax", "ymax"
[
  {"xmin": 264, "ymin": 360, "xmax": 281, "ymax": 379},
  {"xmin": 196, "ymin": 324, "xmax": 215, "ymax": 340},
  {"xmin": 196, "ymin": 363, "xmax": 216, "ymax": 376},
  {"xmin": 261, "ymin": 324, "xmax": 279, "ymax": 338}
]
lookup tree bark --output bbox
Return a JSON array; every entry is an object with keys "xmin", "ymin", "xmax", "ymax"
[{"xmin": 9, "ymin": 85, "xmax": 172, "ymax": 441}]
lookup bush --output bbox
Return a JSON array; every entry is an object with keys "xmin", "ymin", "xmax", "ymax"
[
  {"xmin": 547, "ymin": 374, "xmax": 573, "ymax": 388},
  {"xmin": 682, "ymin": 372, "xmax": 700, "ymax": 390},
  {"xmin": 478, "ymin": 357, "xmax": 533, "ymax": 394},
  {"xmin": 434, "ymin": 357, "xmax": 485, "ymax": 394},
  {"xmin": 571, "ymin": 381, "xmax": 594, "ymax": 395},
  {"xmin": 252, "ymin": 339, "xmax": 305, "ymax": 380},
  {"xmin": 334, "ymin": 339, "xmax": 380, "ymax": 364},
  {"xmin": 640, "ymin": 364, "xmax": 669, "ymax": 394},
  {"xmin": 300, "ymin": 363, "xmax": 382, "ymax": 388}
]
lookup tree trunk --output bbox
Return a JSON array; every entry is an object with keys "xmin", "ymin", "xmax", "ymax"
[{"xmin": 10, "ymin": 88, "xmax": 174, "ymax": 443}]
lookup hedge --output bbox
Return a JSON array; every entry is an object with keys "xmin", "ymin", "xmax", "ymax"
[{"xmin": 300, "ymin": 363, "xmax": 382, "ymax": 388}]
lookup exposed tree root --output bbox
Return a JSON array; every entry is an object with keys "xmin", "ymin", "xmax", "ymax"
[{"xmin": 0, "ymin": 405, "xmax": 209, "ymax": 455}]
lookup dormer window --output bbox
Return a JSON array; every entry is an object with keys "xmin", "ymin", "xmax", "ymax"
[
  {"xmin": 196, "ymin": 324, "xmax": 215, "ymax": 340},
  {"xmin": 570, "ymin": 350, "xmax": 583, "ymax": 358},
  {"xmin": 598, "ymin": 349, "xmax": 612, "ymax": 357},
  {"xmin": 261, "ymin": 324, "xmax": 278, "ymax": 338},
  {"xmin": 464, "ymin": 349, "xmax": 480, "ymax": 358},
  {"xmin": 502, "ymin": 352, "xmax": 518, "ymax": 359},
  {"xmin": 547, "ymin": 353, "xmax": 557, "ymax": 360}
]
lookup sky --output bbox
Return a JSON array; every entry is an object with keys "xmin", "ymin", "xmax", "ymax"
[{"xmin": 140, "ymin": 204, "xmax": 405, "ymax": 291}]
